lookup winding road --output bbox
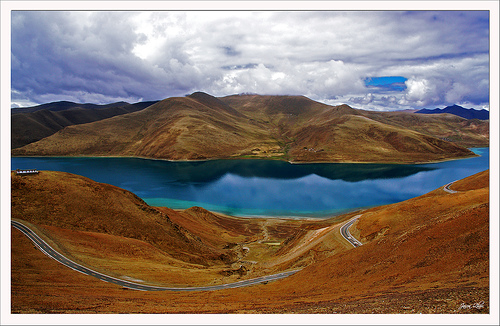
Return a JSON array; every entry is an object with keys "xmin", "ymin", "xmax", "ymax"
[
  {"xmin": 340, "ymin": 215, "xmax": 363, "ymax": 248},
  {"xmin": 11, "ymin": 220, "xmax": 300, "ymax": 291},
  {"xmin": 338, "ymin": 179, "xmax": 460, "ymax": 248},
  {"xmin": 443, "ymin": 180, "xmax": 459, "ymax": 194}
]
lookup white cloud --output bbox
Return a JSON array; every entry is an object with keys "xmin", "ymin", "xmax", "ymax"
[
  {"xmin": 10, "ymin": 10, "xmax": 491, "ymax": 110},
  {"xmin": 404, "ymin": 78, "xmax": 438, "ymax": 106},
  {"xmin": 349, "ymin": 93, "xmax": 375, "ymax": 106},
  {"xmin": 445, "ymin": 82, "xmax": 471, "ymax": 104}
]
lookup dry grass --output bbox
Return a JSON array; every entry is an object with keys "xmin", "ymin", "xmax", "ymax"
[
  {"xmin": 11, "ymin": 171, "xmax": 229, "ymax": 266},
  {"xmin": 10, "ymin": 169, "xmax": 490, "ymax": 314},
  {"xmin": 35, "ymin": 225, "xmax": 257, "ymax": 287}
]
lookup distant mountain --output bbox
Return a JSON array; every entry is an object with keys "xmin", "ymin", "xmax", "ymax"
[
  {"xmin": 11, "ymin": 101, "xmax": 130, "ymax": 114},
  {"xmin": 416, "ymin": 104, "xmax": 489, "ymax": 120},
  {"xmin": 12, "ymin": 92, "xmax": 485, "ymax": 164},
  {"xmin": 11, "ymin": 101, "xmax": 158, "ymax": 149}
]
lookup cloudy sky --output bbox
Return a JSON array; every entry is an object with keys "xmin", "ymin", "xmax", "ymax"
[{"xmin": 9, "ymin": 7, "xmax": 492, "ymax": 111}]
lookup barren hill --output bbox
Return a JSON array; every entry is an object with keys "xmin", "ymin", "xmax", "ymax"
[
  {"xmin": 11, "ymin": 170, "xmax": 236, "ymax": 266},
  {"xmin": 11, "ymin": 101, "xmax": 157, "ymax": 149},
  {"xmin": 12, "ymin": 92, "xmax": 483, "ymax": 163},
  {"xmin": 362, "ymin": 109, "xmax": 489, "ymax": 148},
  {"xmin": 263, "ymin": 170, "xmax": 489, "ymax": 313}
]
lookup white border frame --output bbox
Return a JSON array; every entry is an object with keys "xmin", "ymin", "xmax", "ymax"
[{"xmin": 2, "ymin": 1, "xmax": 498, "ymax": 325}]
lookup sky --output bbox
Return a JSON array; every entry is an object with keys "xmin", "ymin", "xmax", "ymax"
[{"xmin": 7, "ymin": 6, "xmax": 494, "ymax": 111}]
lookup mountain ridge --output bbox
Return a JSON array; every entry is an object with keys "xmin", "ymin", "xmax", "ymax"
[
  {"xmin": 416, "ymin": 104, "xmax": 489, "ymax": 120},
  {"xmin": 11, "ymin": 100, "xmax": 159, "ymax": 149},
  {"xmin": 12, "ymin": 92, "xmax": 488, "ymax": 163},
  {"xmin": 11, "ymin": 100, "xmax": 134, "ymax": 114}
]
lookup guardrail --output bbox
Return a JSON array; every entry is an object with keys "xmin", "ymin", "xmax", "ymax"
[{"xmin": 15, "ymin": 169, "xmax": 39, "ymax": 175}]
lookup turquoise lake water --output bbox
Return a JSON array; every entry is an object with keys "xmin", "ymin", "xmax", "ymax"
[{"xmin": 11, "ymin": 148, "xmax": 489, "ymax": 218}]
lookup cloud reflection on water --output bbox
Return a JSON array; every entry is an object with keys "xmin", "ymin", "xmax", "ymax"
[{"xmin": 11, "ymin": 148, "xmax": 488, "ymax": 217}]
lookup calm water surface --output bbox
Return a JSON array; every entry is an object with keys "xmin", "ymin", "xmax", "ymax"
[{"xmin": 11, "ymin": 148, "xmax": 489, "ymax": 218}]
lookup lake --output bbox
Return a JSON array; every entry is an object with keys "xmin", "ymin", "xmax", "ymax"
[{"xmin": 11, "ymin": 148, "xmax": 489, "ymax": 218}]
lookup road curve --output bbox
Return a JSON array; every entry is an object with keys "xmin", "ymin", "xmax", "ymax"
[
  {"xmin": 443, "ymin": 180, "xmax": 459, "ymax": 194},
  {"xmin": 339, "ymin": 215, "xmax": 363, "ymax": 248},
  {"xmin": 11, "ymin": 220, "xmax": 300, "ymax": 291}
]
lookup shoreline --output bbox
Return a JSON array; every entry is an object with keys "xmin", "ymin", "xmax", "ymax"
[
  {"xmin": 10, "ymin": 147, "xmax": 486, "ymax": 166},
  {"xmin": 171, "ymin": 207, "xmax": 365, "ymax": 221}
]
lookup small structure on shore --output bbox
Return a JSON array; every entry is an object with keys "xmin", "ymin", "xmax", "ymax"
[{"xmin": 15, "ymin": 169, "xmax": 39, "ymax": 175}]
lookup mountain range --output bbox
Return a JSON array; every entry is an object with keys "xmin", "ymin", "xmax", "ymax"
[
  {"xmin": 12, "ymin": 92, "xmax": 489, "ymax": 163},
  {"xmin": 416, "ymin": 104, "xmax": 489, "ymax": 120}
]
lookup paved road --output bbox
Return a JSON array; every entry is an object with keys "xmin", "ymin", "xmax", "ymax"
[
  {"xmin": 11, "ymin": 220, "xmax": 300, "ymax": 291},
  {"xmin": 338, "ymin": 180, "xmax": 460, "ymax": 248},
  {"xmin": 443, "ymin": 180, "xmax": 459, "ymax": 194},
  {"xmin": 339, "ymin": 215, "xmax": 363, "ymax": 248}
]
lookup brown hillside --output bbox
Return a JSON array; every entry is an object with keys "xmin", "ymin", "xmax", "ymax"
[
  {"xmin": 10, "ymin": 170, "xmax": 490, "ymax": 314},
  {"xmin": 128, "ymin": 95, "xmax": 275, "ymax": 160},
  {"xmin": 11, "ymin": 102, "xmax": 154, "ymax": 149},
  {"xmin": 12, "ymin": 95, "xmax": 277, "ymax": 160},
  {"xmin": 288, "ymin": 114, "xmax": 473, "ymax": 163},
  {"xmin": 12, "ymin": 93, "xmax": 478, "ymax": 163},
  {"xmin": 222, "ymin": 94, "xmax": 476, "ymax": 162},
  {"xmin": 362, "ymin": 110, "xmax": 489, "ymax": 148},
  {"xmin": 266, "ymin": 170, "xmax": 490, "ymax": 311},
  {"xmin": 157, "ymin": 206, "xmax": 263, "ymax": 248},
  {"xmin": 11, "ymin": 171, "xmax": 234, "ymax": 266},
  {"xmin": 220, "ymin": 93, "xmax": 335, "ymax": 118},
  {"xmin": 448, "ymin": 170, "xmax": 489, "ymax": 191},
  {"xmin": 11, "ymin": 109, "xmax": 73, "ymax": 149}
]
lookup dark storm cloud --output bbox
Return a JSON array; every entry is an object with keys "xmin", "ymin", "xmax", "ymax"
[
  {"xmin": 11, "ymin": 11, "xmax": 195, "ymax": 105},
  {"xmin": 9, "ymin": 10, "xmax": 492, "ymax": 111}
]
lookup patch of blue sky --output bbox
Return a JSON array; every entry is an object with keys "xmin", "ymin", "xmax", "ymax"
[{"xmin": 364, "ymin": 76, "xmax": 408, "ymax": 92}]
